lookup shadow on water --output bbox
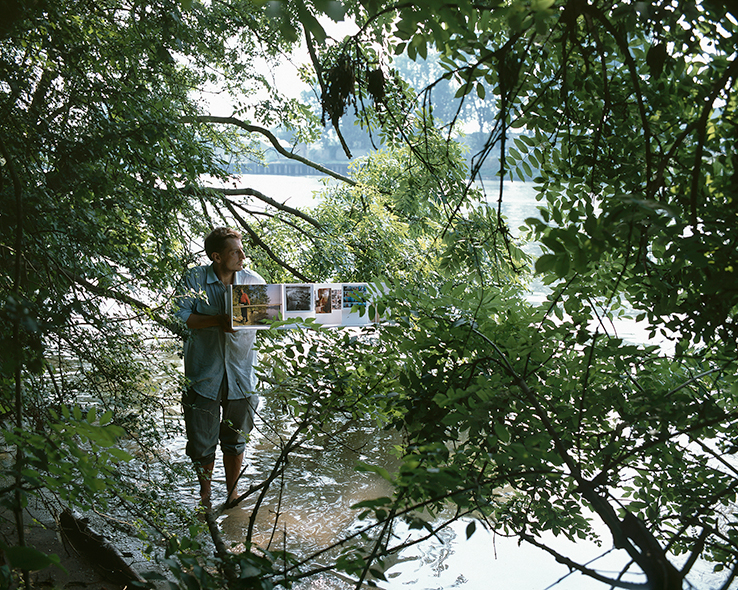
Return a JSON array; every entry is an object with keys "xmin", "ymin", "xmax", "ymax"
[
  {"xmin": 220, "ymin": 422, "xmax": 398, "ymax": 554},
  {"xmin": 206, "ymin": 393, "xmax": 609, "ymax": 590}
]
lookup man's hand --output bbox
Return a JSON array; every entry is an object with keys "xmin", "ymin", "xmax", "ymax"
[{"xmin": 218, "ymin": 314, "xmax": 236, "ymax": 333}]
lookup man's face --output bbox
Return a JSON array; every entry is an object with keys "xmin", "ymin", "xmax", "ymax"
[{"xmin": 214, "ymin": 238, "xmax": 246, "ymax": 272}]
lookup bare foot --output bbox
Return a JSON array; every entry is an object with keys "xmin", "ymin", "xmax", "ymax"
[{"xmin": 200, "ymin": 492, "xmax": 212, "ymax": 510}]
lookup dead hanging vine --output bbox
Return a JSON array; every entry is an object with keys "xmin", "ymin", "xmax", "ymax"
[{"xmin": 306, "ymin": 34, "xmax": 393, "ymax": 159}]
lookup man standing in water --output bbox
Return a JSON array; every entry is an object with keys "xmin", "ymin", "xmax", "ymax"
[{"xmin": 175, "ymin": 227, "xmax": 265, "ymax": 509}]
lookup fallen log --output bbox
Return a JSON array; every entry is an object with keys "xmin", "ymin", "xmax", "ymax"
[{"xmin": 58, "ymin": 509, "xmax": 147, "ymax": 586}]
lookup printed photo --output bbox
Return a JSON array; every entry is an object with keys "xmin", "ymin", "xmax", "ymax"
[
  {"xmin": 343, "ymin": 284, "xmax": 368, "ymax": 309},
  {"xmin": 315, "ymin": 287, "xmax": 332, "ymax": 314},
  {"xmin": 232, "ymin": 284, "xmax": 282, "ymax": 328},
  {"xmin": 285, "ymin": 284, "xmax": 312, "ymax": 312}
]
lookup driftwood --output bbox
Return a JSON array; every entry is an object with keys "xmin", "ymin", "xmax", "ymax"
[{"xmin": 58, "ymin": 509, "xmax": 146, "ymax": 586}]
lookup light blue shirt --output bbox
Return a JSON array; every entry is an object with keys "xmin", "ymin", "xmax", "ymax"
[{"xmin": 175, "ymin": 264, "xmax": 265, "ymax": 400}]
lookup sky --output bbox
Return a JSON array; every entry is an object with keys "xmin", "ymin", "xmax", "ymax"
[{"xmin": 201, "ymin": 16, "xmax": 360, "ymax": 116}]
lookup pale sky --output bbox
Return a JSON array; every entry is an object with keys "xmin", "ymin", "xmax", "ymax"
[{"xmin": 201, "ymin": 17, "xmax": 360, "ymax": 116}]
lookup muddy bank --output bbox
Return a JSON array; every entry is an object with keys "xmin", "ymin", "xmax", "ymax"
[{"xmin": 0, "ymin": 491, "xmax": 162, "ymax": 589}]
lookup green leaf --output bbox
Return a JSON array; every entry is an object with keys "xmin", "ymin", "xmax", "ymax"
[
  {"xmin": 494, "ymin": 422, "xmax": 510, "ymax": 443},
  {"xmin": 554, "ymin": 253, "xmax": 570, "ymax": 277},
  {"xmin": 0, "ymin": 544, "xmax": 63, "ymax": 572},
  {"xmin": 535, "ymin": 254, "xmax": 557, "ymax": 274}
]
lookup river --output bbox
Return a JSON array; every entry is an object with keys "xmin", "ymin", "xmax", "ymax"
[{"xmin": 170, "ymin": 174, "xmax": 724, "ymax": 589}]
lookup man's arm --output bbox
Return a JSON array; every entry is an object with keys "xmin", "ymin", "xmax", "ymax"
[
  {"xmin": 186, "ymin": 313, "xmax": 234, "ymax": 332},
  {"xmin": 175, "ymin": 267, "xmax": 233, "ymax": 333}
]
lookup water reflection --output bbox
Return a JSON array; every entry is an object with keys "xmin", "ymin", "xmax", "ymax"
[
  {"xmin": 212, "ymin": 400, "xmax": 399, "ymax": 574},
  {"xmin": 205, "ymin": 393, "xmax": 621, "ymax": 590}
]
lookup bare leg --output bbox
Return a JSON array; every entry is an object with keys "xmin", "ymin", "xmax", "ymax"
[
  {"xmin": 197, "ymin": 461, "xmax": 214, "ymax": 509},
  {"xmin": 223, "ymin": 453, "xmax": 243, "ymax": 505}
]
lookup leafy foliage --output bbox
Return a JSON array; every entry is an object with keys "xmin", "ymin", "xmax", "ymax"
[
  {"xmin": 297, "ymin": 0, "xmax": 738, "ymax": 587},
  {"xmin": 368, "ymin": 278, "xmax": 738, "ymax": 587},
  {"xmin": 2, "ymin": 0, "xmax": 738, "ymax": 588},
  {"xmin": 0, "ymin": 0, "xmax": 319, "ymax": 579}
]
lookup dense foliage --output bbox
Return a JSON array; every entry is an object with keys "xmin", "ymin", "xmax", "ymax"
[
  {"xmin": 271, "ymin": 0, "xmax": 738, "ymax": 588},
  {"xmin": 324, "ymin": 1, "xmax": 738, "ymax": 588},
  {"xmin": 0, "ymin": 0, "xmax": 320, "ymax": 585},
  {"xmin": 1, "ymin": 0, "xmax": 737, "ymax": 589}
]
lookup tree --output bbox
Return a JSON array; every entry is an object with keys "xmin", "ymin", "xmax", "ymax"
[
  {"xmin": 3, "ymin": 0, "xmax": 738, "ymax": 588},
  {"xmin": 0, "ymin": 0, "xmax": 337, "ymax": 584},
  {"xmin": 290, "ymin": 0, "xmax": 738, "ymax": 588}
]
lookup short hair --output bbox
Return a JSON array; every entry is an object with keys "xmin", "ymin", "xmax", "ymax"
[{"xmin": 204, "ymin": 227, "xmax": 242, "ymax": 260}]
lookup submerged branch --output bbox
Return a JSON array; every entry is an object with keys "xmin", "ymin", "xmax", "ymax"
[
  {"xmin": 204, "ymin": 509, "xmax": 239, "ymax": 583},
  {"xmin": 520, "ymin": 531, "xmax": 648, "ymax": 590}
]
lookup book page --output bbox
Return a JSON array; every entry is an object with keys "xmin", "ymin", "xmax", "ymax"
[
  {"xmin": 283, "ymin": 284, "xmax": 316, "ymax": 322},
  {"xmin": 313, "ymin": 283, "xmax": 343, "ymax": 326},
  {"xmin": 342, "ymin": 283, "xmax": 371, "ymax": 326},
  {"xmin": 229, "ymin": 284, "xmax": 283, "ymax": 329}
]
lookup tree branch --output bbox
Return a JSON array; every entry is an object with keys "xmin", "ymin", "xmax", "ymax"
[
  {"xmin": 185, "ymin": 115, "xmax": 357, "ymax": 185},
  {"xmin": 467, "ymin": 322, "xmax": 687, "ymax": 587},
  {"xmin": 220, "ymin": 198, "xmax": 313, "ymax": 282},
  {"xmin": 57, "ymin": 268, "xmax": 181, "ymax": 335},
  {"xmin": 204, "ymin": 509, "xmax": 239, "ymax": 583},
  {"xmin": 687, "ymin": 56, "xmax": 738, "ymax": 225},
  {"xmin": 216, "ymin": 186, "xmax": 323, "ymax": 229},
  {"xmin": 520, "ymin": 530, "xmax": 649, "ymax": 590}
]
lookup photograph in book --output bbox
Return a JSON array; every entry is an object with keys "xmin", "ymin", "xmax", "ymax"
[
  {"xmin": 342, "ymin": 284, "xmax": 371, "ymax": 326},
  {"xmin": 342, "ymin": 284, "xmax": 368, "ymax": 309},
  {"xmin": 285, "ymin": 284, "xmax": 312, "ymax": 312},
  {"xmin": 314, "ymin": 284, "xmax": 343, "ymax": 326},
  {"xmin": 331, "ymin": 288, "xmax": 342, "ymax": 311},
  {"xmin": 231, "ymin": 284, "xmax": 282, "ymax": 328},
  {"xmin": 315, "ymin": 287, "xmax": 332, "ymax": 314}
]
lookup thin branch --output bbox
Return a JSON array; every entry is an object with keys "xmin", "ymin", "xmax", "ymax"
[
  {"xmin": 57, "ymin": 268, "xmax": 180, "ymax": 334},
  {"xmin": 520, "ymin": 531, "xmax": 648, "ymax": 590},
  {"xmin": 687, "ymin": 56, "xmax": 738, "ymax": 225},
  {"xmin": 185, "ymin": 115, "xmax": 357, "ymax": 185},
  {"xmin": 665, "ymin": 367, "xmax": 723, "ymax": 398},
  {"xmin": 583, "ymin": 4, "xmax": 652, "ymax": 184},
  {"xmin": 220, "ymin": 198, "xmax": 313, "ymax": 282},
  {"xmin": 217, "ymin": 186, "xmax": 322, "ymax": 229}
]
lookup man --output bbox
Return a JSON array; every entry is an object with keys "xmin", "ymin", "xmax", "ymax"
[{"xmin": 175, "ymin": 227, "xmax": 265, "ymax": 509}]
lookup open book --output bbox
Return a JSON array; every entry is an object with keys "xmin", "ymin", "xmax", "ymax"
[{"xmin": 227, "ymin": 283, "xmax": 373, "ymax": 329}]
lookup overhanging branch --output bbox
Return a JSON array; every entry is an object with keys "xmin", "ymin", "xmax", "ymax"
[
  {"xmin": 185, "ymin": 115, "xmax": 357, "ymax": 186},
  {"xmin": 217, "ymin": 186, "xmax": 323, "ymax": 229},
  {"xmin": 58, "ymin": 268, "xmax": 181, "ymax": 335},
  {"xmin": 220, "ymin": 198, "xmax": 312, "ymax": 282}
]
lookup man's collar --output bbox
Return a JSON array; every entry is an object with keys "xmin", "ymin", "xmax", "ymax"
[
  {"xmin": 205, "ymin": 263, "xmax": 220, "ymax": 284},
  {"xmin": 207, "ymin": 263, "xmax": 241, "ymax": 285}
]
